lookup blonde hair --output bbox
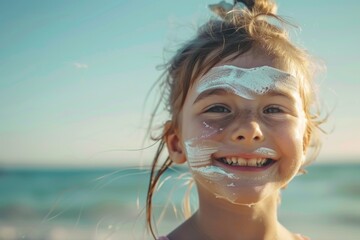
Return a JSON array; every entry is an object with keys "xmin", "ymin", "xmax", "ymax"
[{"xmin": 146, "ymin": 0, "xmax": 326, "ymax": 238}]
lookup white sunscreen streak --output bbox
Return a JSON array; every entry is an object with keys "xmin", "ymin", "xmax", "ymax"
[
  {"xmin": 192, "ymin": 166, "xmax": 238, "ymax": 180},
  {"xmin": 196, "ymin": 65, "xmax": 298, "ymax": 99},
  {"xmin": 185, "ymin": 141, "xmax": 217, "ymax": 167},
  {"xmin": 254, "ymin": 147, "xmax": 277, "ymax": 157}
]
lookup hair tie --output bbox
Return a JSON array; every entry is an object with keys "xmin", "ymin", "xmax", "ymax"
[
  {"xmin": 233, "ymin": 0, "xmax": 254, "ymax": 10},
  {"xmin": 208, "ymin": 1, "xmax": 233, "ymax": 20},
  {"xmin": 208, "ymin": 0, "xmax": 248, "ymax": 20}
]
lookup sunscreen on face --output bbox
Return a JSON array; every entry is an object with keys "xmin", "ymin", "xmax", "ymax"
[
  {"xmin": 196, "ymin": 65, "xmax": 299, "ymax": 100},
  {"xmin": 183, "ymin": 65, "xmax": 306, "ymax": 205}
]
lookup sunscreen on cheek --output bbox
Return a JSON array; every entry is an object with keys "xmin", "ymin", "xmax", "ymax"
[{"xmin": 184, "ymin": 121, "xmax": 223, "ymax": 168}]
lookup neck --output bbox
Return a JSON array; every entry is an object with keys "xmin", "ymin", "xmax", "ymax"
[{"xmin": 191, "ymin": 187, "xmax": 289, "ymax": 240}]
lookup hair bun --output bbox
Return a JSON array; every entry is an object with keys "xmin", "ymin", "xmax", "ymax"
[{"xmin": 209, "ymin": 0, "xmax": 278, "ymax": 21}]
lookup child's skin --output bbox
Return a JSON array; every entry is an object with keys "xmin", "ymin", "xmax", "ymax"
[{"xmin": 165, "ymin": 48, "xmax": 307, "ymax": 240}]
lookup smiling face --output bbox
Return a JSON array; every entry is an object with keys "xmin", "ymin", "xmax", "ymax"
[{"xmin": 175, "ymin": 51, "xmax": 307, "ymax": 205}]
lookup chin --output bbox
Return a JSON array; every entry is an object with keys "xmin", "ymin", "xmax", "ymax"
[
  {"xmin": 222, "ymin": 189, "xmax": 277, "ymax": 206},
  {"xmin": 196, "ymin": 176, "xmax": 280, "ymax": 207}
]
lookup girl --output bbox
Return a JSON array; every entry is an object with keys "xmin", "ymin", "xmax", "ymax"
[{"xmin": 147, "ymin": 0, "xmax": 324, "ymax": 239}]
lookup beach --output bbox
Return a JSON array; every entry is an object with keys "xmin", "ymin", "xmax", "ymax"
[{"xmin": 1, "ymin": 163, "xmax": 359, "ymax": 240}]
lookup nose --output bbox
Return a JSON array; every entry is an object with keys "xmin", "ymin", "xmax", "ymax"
[{"xmin": 230, "ymin": 120, "xmax": 264, "ymax": 143}]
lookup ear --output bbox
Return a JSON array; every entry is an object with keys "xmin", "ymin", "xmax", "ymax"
[{"xmin": 164, "ymin": 121, "xmax": 186, "ymax": 164}]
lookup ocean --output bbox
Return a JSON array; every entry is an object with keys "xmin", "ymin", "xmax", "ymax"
[{"xmin": 0, "ymin": 163, "xmax": 359, "ymax": 240}]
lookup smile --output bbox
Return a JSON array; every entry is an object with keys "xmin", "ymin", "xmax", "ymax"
[{"xmin": 217, "ymin": 157, "xmax": 275, "ymax": 168}]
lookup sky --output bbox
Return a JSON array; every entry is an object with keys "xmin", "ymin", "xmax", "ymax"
[{"xmin": 0, "ymin": 0, "xmax": 360, "ymax": 167}]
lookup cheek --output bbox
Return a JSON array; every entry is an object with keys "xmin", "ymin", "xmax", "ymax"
[
  {"xmin": 181, "ymin": 118, "xmax": 222, "ymax": 168},
  {"xmin": 276, "ymin": 119, "xmax": 306, "ymax": 177},
  {"xmin": 294, "ymin": 115, "xmax": 307, "ymax": 142},
  {"xmin": 199, "ymin": 115, "xmax": 234, "ymax": 138},
  {"xmin": 183, "ymin": 113, "xmax": 235, "ymax": 142},
  {"xmin": 267, "ymin": 116, "xmax": 304, "ymax": 152},
  {"xmin": 268, "ymin": 116, "xmax": 306, "ymax": 183},
  {"xmin": 278, "ymin": 120, "xmax": 306, "ymax": 153}
]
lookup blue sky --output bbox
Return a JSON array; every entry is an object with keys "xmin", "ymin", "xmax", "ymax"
[{"xmin": 1, "ymin": 0, "xmax": 359, "ymax": 167}]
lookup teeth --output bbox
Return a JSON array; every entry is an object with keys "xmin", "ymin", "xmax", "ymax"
[
  {"xmin": 256, "ymin": 159, "xmax": 265, "ymax": 166},
  {"xmin": 238, "ymin": 158, "xmax": 247, "ymax": 166},
  {"xmin": 222, "ymin": 157, "xmax": 270, "ymax": 167},
  {"xmin": 247, "ymin": 159, "xmax": 257, "ymax": 167},
  {"xmin": 256, "ymin": 159, "xmax": 261, "ymax": 166}
]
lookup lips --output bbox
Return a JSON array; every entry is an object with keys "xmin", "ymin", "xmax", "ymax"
[{"xmin": 217, "ymin": 157, "xmax": 275, "ymax": 168}]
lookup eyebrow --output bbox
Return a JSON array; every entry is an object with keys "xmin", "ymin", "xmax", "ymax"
[
  {"xmin": 266, "ymin": 89, "xmax": 298, "ymax": 102},
  {"xmin": 193, "ymin": 88, "xmax": 231, "ymax": 105}
]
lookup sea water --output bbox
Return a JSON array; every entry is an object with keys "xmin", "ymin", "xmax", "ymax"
[{"xmin": 0, "ymin": 163, "xmax": 359, "ymax": 240}]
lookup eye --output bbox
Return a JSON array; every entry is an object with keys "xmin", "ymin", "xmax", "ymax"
[
  {"xmin": 263, "ymin": 105, "xmax": 284, "ymax": 114},
  {"xmin": 205, "ymin": 105, "xmax": 231, "ymax": 113}
]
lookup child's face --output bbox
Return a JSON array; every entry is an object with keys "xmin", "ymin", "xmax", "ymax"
[{"xmin": 178, "ymin": 51, "xmax": 307, "ymax": 205}]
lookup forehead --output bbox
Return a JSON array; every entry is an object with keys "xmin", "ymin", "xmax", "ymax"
[{"xmin": 194, "ymin": 65, "xmax": 299, "ymax": 100}]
